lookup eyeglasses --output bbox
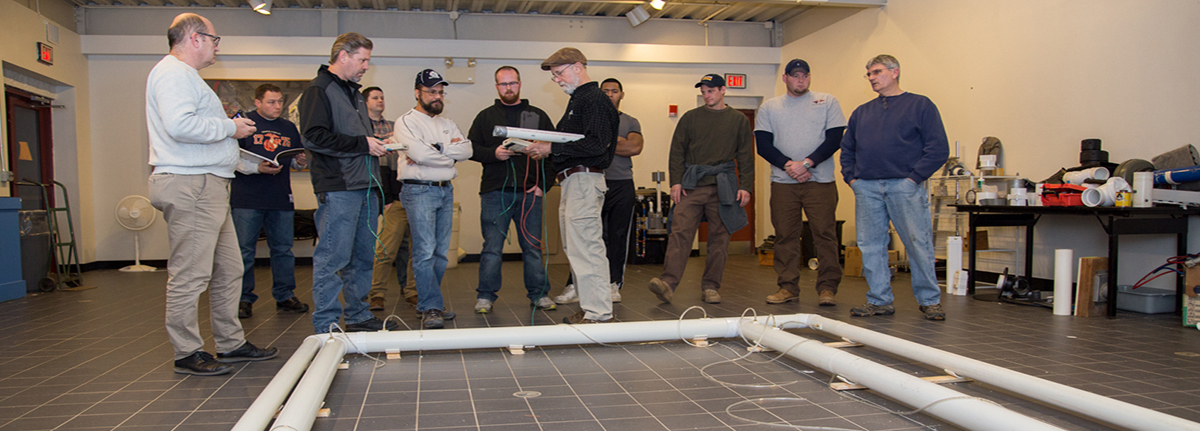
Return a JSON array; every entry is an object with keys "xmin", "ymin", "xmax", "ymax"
[
  {"xmin": 421, "ymin": 89, "xmax": 446, "ymax": 96},
  {"xmin": 864, "ymin": 68, "xmax": 889, "ymax": 79},
  {"xmin": 496, "ymin": 82, "xmax": 520, "ymax": 88},
  {"xmin": 550, "ymin": 65, "xmax": 572, "ymax": 79},
  {"xmin": 195, "ymin": 31, "xmax": 221, "ymax": 47}
]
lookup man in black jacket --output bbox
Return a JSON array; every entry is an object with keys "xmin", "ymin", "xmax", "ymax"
[
  {"xmin": 298, "ymin": 32, "xmax": 396, "ymax": 334},
  {"xmin": 467, "ymin": 66, "xmax": 558, "ymax": 314}
]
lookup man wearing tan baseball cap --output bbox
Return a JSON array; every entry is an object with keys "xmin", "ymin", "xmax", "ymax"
[{"xmin": 524, "ymin": 47, "xmax": 619, "ymax": 324}]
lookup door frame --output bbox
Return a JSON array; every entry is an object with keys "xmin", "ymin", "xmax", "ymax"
[{"xmin": 5, "ymin": 86, "xmax": 55, "ymax": 207}]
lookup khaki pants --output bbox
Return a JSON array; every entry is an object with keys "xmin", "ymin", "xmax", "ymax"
[
  {"xmin": 369, "ymin": 203, "xmax": 416, "ymax": 301},
  {"xmin": 660, "ymin": 186, "xmax": 729, "ymax": 292},
  {"xmin": 559, "ymin": 172, "xmax": 611, "ymax": 321},
  {"xmin": 769, "ymin": 181, "xmax": 841, "ymax": 295},
  {"xmin": 148, "ymin": 173, "xmax": 245, "ymax": 360}
]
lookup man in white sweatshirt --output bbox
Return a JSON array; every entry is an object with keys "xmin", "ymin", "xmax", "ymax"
[
  {"xmin": 393, "ymin": 69, "xmax": 472, "ymax": 329},
  {"xmin": 145, "ymin": 13, "xmax": 277, "ymax": 376}
]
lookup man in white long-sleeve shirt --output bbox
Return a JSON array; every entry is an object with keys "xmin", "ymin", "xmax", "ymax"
[
  {"xmin": 394, "ymin": 69, "xmax": 472, "ymax": 329},
  {"xmin": 145, "ymin": 13, "xmax": 277, "ymax": 376}
]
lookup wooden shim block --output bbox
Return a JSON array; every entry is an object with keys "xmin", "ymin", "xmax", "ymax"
[
  {"xmin": 386, "ymin": 349, "xmax": 401, "ymax": 360},
  {"xmin": 508, "ymin": 344, "xmax": 526, "ymax": 355},
  {"xmin": 338, "ymin": 361, "xmax": 349, "ymax": 370},
  {"xmin": 831, "ymin": 375, "xmax": 972, "ymax": 391},
  {"xmin": 317, "ymin": 408, "xmax": 330, "ymax": 418},
  {"xmin": 1075, "ymin": 257, "xmax": 1107, "ymax": 317}
]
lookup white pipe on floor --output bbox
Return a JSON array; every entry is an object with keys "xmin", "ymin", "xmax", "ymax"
[
  {"xmin": 269, "ymin": 337, "xmax": 347, "ymax": 431},
  {"xmin": 738, "ymin": 319, "xmax": 1065, "ymax": 431},
  {"xmin": 231, "ymin": 336, "xmax": 322, "ymax": 431},
  {"xmin": 800, "ymin": 314, "xmax": 1200, "ymax": 431}
]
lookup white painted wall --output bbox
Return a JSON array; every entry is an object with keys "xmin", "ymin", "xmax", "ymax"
[
  {"xmin": 780, "ymin": 0, "xmax": 1200, "ymax": 287},
  {"xmin": 85, "ymin": 37, "xmax": 780, "ymax": 261}
]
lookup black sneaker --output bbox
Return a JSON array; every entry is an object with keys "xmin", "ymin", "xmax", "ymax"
[
  {"xmin": 174, "ymin": 351, "xmax": 233, "ymax": 376},
  {"xmin": 238, "ymin": 302, "xmax": 253, "ymax": 319},
  {"xmin": 422, "ymin": 309, "xmax": 447, "ymax": 329},
  {"xmin": 276, "ymin": 297, "xmax": 310, "ymax": 313},
  {"xmin": 919, "ymin": 303, "xmax": 946, "ymax": 321},
  {"xmin": 217, "ymin": 341, "xmax": 279, "ymax": 363},
  {"xmin": 415, "ymin": 310, "xmax": 457, "ymax": 320},
  {"xmin": 345, "ymin": 316, "xmax": 400, "ymax": 332}
]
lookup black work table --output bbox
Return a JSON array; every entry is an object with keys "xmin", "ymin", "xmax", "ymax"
[{"xmin": 952, "ymin": 204, "xmax": 1200, "ymax": 317}]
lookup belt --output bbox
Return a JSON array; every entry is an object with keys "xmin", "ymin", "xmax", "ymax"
[
  {"xmin": 402, "ymin": 179, "xmax": 451, "ymax": 187},
  {"xmin": 556, "ymin": 166, "xmax": 604, "ymax": 183}
]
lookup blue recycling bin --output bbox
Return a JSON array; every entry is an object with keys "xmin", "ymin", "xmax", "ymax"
[{"xmin": 0, "ymin": 198, "xmax": 23, "ymax": 302}]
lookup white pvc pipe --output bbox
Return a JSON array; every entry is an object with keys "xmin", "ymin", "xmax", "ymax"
[
  {"xmin": 800, "ymin": 314, "xmax": 1200, "ymax": 431},
  {"xmin": 1054, "ymin": 249, "xmax": 1074, "ymax": 315},
  {"xmin": 739, "ymin": 319, "xmax": 1064, "ymax": 431},
  {"xmin": 270, "ymin": 338, "xmax": 347, "ymax": 431},
  {"xmin": 337, "ymin": 317, "xmax": 745, "ymax": 354},
  {"xmin": 232, "ymin": 336, "xmax": 323, "ymax": 431}
]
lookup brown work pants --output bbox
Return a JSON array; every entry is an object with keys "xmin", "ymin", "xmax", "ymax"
[
  {"xmin": 660, "ymin": 186, "xmax": 730, "ymax": 292},
  {"xmin": 769, "ymin": 181, "xmax": 841, "ymax": 295}
]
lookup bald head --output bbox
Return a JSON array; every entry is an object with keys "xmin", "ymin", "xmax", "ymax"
[
  {"xmin": 168, "ymin": 13, "xmax": 210, "ymax": 51},
  {"xmin": 167, "ymin": 13, "xmax": 219, "ymax": 70}
]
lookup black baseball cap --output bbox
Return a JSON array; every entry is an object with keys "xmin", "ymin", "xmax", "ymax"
[
  {"xmin": 785, "ymin": 59, "xmax": 810, "ymax": 75},
  {"xmin": 416, "ymin": 69, "xmax": 449, "ymax": 88},
  {"xmin": 695, "ymin": 73, "xmax": 725, "ymax": 88}
]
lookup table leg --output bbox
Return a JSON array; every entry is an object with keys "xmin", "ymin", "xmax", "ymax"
[
  {"xmin": 968, "ymin": 212, "xmax": 978, "ymax": 294},
  {"xmin": 1106, "ymin": 216, "xmax": 1119, "ymax": 318}
]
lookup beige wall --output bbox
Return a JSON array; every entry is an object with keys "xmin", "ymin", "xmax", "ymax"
[
  {"xmin": 86, "ymin": 40, "xmax": 780, "ymax": 262},
  {"xmin": 1, "ymin": 0, "xmax": 95, "ymax": 262},
  {"xmin": 780, "ymin": 0, "xmax": 1200, "ymax": 284}
]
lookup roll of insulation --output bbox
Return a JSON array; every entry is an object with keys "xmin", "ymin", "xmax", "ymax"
[
  {"xmin": 1053, "ymin": 249, "xmax": 1074, "ymax": 316},
  {"xmin": 1133, "ymin": 171, "xmax": 1153, "ymax": 208}
]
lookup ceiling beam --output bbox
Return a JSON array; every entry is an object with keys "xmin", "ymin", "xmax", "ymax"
[
  {"xmin": 515, "ymin": 0, "xmax": 533, "ymax": 13},
  {"xmin": 731, "ymin": 3, "xmax": 767, "ymax": 21},
  {"xmin": 492, "ymin": 0, "xmax": 508, "ymax": 11},
  {"xmin": 583, "ymin": 2, "xmax": 605, "ymax": 15},
  {"xmin": 468, "ymin": 0, "xmax": 482, "ymax": 12},
  {"xmin": 560, "ymin": 1, "xmax": 580, "ymax": 14},
  {"xmin": 537, "ymin": 1, "xmax": 556, "ymax": 14},
  {"xmin": 347, "ymin": 0, "xmax": 362, "ymax": 9}
]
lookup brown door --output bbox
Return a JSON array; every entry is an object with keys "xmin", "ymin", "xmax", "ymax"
[
  {"xmin": 698, "ymin": 109, "xmax": 755, "ymax": 253},
  {"xmin": 5, "ymin": 87, "xmax": 54, "ymax": 210}
]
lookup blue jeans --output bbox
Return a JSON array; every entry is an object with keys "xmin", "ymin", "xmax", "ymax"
[
  {"xmin": 232, "ymin": 208, "xmax": 296, "ymax": 304},
  {"xmin": 401, "ymin": 184, "xmax": 454, "ymax": 312},
  {"xmin": 851, "ymin": 178, "xmax": 940, "ymax": 306},
  {"xmin": 311, "ymin": 190, "xmax": 378, "ymax": 333},
  {"xmin": 477, "ymin": 189, "xmax": 548, "ymax": 303}
]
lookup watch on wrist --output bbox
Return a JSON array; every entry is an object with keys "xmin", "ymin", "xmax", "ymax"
[{"xmin": 802, "ymin": 160, "xmax": 813, "ymax": 169}]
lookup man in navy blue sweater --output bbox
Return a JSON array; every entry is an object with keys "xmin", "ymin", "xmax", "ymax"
[{"xmin": 839, "ymin": 55, "xmax": 949, "ymax": 321}]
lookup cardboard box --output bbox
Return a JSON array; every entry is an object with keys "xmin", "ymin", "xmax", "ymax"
[
  {"xmin": 1186, "ymin": 267, "xmax": 1200, "ymax": 328},
  {"xmin": 964, "ymin": 231, "xmax": 989, "ymax": 251},
  {"xmin": 844, "ymin": 246, "xmax": 863, "ymax": 277},
  {"xmin": 758, "ymin": 250, "xmax": 774, "ymax": 267}
]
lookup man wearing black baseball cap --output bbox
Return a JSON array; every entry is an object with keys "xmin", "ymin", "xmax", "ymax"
[
  {"xmin": 756, "ymin": 59, "xmax": 847, "ymax": 307},
  {"xmin": 393, "ymin": 68, "xmax": 473, "ymax": 329},
  {"xmin": 648, "ymin": 73, "xmax": 754, "ymax": 305},
  {"xmin": 523, "ymin": 47, "xmax": 619, "ymax": 324}
]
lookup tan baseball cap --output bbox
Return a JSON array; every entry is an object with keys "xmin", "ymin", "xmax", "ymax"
[{"xmin": 541, "ymin": 47, "xmax": 587, "ymax": 70}]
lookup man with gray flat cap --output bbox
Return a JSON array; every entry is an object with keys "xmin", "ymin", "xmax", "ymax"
[{"xmin": 523, "ymin": 47, "xmax": 619, "ymax": 324}]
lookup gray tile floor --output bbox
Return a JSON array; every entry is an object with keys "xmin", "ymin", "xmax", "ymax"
[{"xmin": 2, "ymin": 255, "xmax": 1199, "ymax": 430}]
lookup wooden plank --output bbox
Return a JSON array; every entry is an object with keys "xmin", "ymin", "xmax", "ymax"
[{"xmin": 1075, "ymin": 257, "xmax": 1107, "ymax": 317}]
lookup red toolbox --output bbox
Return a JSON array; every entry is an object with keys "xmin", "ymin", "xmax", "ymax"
[{"xmin": 1041, "ymin": 184, "xmax": 1087, "ymax": 206}]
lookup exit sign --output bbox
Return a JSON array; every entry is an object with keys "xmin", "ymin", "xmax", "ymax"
[
  {"xmin": 37, "ymin": 42, "xmax": 53, "ymax": 65},
  {"xmin": 725, "ymin": 73, "xmax": 746, "ymax": 89}
]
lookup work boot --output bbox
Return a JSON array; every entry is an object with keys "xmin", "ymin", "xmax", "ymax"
[
  {"xmin": 850, "ymin": 303, "xmax": 895, "ymax": 317},
  {"xmin": 919, "ymin": 303, "xmax": 946, "ymax": 321},
  {"xmin": 238, "ymin": 302, "xmax": 252, "ymax": 319},
  {"xmin": 276, "ymin": 297, "xmax": 309, "ymax": 313},
  {"xmin": 610, "ymin": 283, "xmax": 622, "ymax": 303},
  {"xmin": 173, "ymin": 351, "xmax": 232, "ymax": 376},
  {"xmin": 554, "ymin": 284, "xmax": 579, "ymax": 304},
  {"xmin": 217, "ymin": 341, "xmax": 278, "ymax": 363},
  {"xmin": 648, "ymin": 278, "xmax": 673, "ymax": 303},
  {"xmin": 475, "ymin": 298, "xmax": 493, "ymax": 314},
  {"xmin": 766, "ymin": 289, "xmax": 798, "ymax": 304},
  {"xmin": 701, "ymin": 289, "xmax": 722, "ymax": 304},
  {"xmin": 345, "ymin": 316, "xmax": 400, "ymax": 332},
  {"xmin": 423, "ymin": 309, "xmax": 446, "ymax": 329},
  {"xmin": 533, "ymin": 297, "xmax": 557, "ymax": 310},
  {"xmin": 405, "ymin": 296, "xmax": 418, "ymax": 306},
  {"xmin": 818, "ymin": 291, "xmax": 837, "ymax": 306},
  {"xmin": 369, "ymin": 297, "xmax": 385, "ymax": 311}
]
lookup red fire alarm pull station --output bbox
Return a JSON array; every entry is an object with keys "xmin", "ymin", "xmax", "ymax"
[
  {"xmin": 37, "ymin": 42, "xmax": 53, "ymax": 65},
  {"xmin": 668, "ymin": 105, "xmax": 678, "ymax": 117},
  {"xmin": 725, "ymin": 73, "xmax": 746, "ymax": 89}
]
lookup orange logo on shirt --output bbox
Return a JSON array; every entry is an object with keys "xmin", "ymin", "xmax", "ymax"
[{"xmin": 254, "ymin": 131, "xmax": 292, "ymax": 152}]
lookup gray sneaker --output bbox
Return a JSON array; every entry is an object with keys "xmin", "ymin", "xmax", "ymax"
[
  {"xmin": 474, "ymin": 298, "xmax": 493, "ymax": 314},
  {"xmin": 648, "ymin": 278, "xmax": 673, "ymax": 303},
  {"xmin": 533, "ymin": 296, "xmax": 557, "ymax": 310},
  {"xmin": 850, "ymin": 302, "xmax": 895, "ymax": 317},
  {"xmin": 919, "ymin": 303, "xmax": 946, "ymax": 321}
]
